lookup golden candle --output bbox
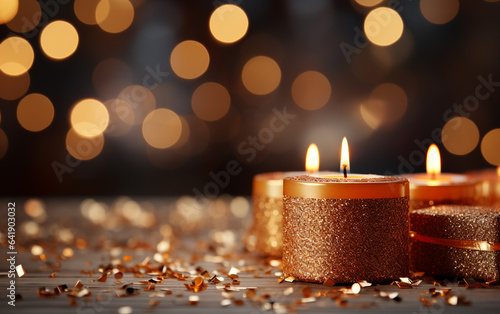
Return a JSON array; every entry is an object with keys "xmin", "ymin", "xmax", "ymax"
[
  {"xmin": 469, "ymin": 167, "xmax": 500, "ymax": 206},
  {"xmin": 282, "ymin": 138, "xmax": 410, "ymax": 283},
  {"xmin": 245, "ymin": 144, "xmax": 320, "ymax": 257},
  {"xmin": 404, "ymin": 144, "xmax": 483, "ymax": 210}
]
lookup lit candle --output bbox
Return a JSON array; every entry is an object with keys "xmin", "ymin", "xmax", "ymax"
[
  {"xmin": 282, "ymin": 138, "xmax": 410, "ymax": 283},
  {"xmin": 404, "ymin": 144, "xmax": 483, "ymax": 210},
  {"xmin": 245, "ymin": 144, "xmax": 321, "ymax": 257},
  {"xmin": 468, "ymin": 166, "xmax": 500, "ymax": 206}
]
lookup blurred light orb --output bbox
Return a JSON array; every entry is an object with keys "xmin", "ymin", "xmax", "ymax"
[
  {"xmin": 172, "ymin": 116, "xmax": 190, "ymax": 148},
  {"xmin": 24, "ymin": 198, "xmax": 46, "ymax": 219},
  {"xmin": 0, "ymin": 0, "xmax": 18, "ymax": 24},
  {"xmin": 104, "ymin": 98, "xmax": 135, "ymax": 137},
  {"xmin": 142, "ymin": 108, "xmax": 182, "ymax": 149},
  {"xmin": 92, "ymin": 58, "xmax": 132, "ymax": 97},
  {"xmin": 96, "ymin": 0, "xmax": 135, "ymax": 34},
  {"xmin": 0, "ymin": 71, "xmax": 29, "ymax": 100},
  {"xmin": 242, "ymin": 56, "xmax": 281, "ymax": 95},
  {"xmin": 442, "ymin": 117, "xmax": 479, "ymax": 155},
  {"xmin": 40, "ymin": 20, "xmax": 79, "ymax": 60},
  {"xmin": 364, "ymin": 7, "xmax": 404, "ymax": 46},
  {"xmin": 0, "ymin": 128, "xmax": 7, "ymax": 160},
  {"xmin": 292, "ymin": 71, "xmax": 331, "ymax": 110},
  {"xmin": 192, "ymin": 82, "xmax": 231, "ymax": 121},
  {"xmin": 117, "ymin": 85, "xmax": 156, "ymax": 124},
  {"xmin": 360, "ymin": 83, "xmax": 407, "ymax": 129},
  {"xmin": 420, "ymin": 0, "xmax": 459, "ymax": 25},
  {"xmin": 66, "ymin": 128, "xmax": 105, "ymax": 161},
  {"xmin": 70, "ymin": 98, "xmax": 110, "ymax": 138},
  {"xmin": 0, "ymin": 36, "xmax": 34, "ymax": 76},
  {"xmin": 230, "ymin": 196, "xmax": 250, "ymax": 218},
  {"xmin": 17, "ymin": 93, "xmax": 54, "ymax": 132},
  {"xmin": 481, "ymin": 129, "xmax": 500, "ymax": 166},
  {"xmin": 355, "ymin": 0, "xmax": 383, "ymax": 7},
  {"xmin": 170, "ymin": 40, "xmax": 210, "ymax": 79},
  {"xmin": 6, "ymin": 0, "xmax": 39, "ymax": 32},
  {"xmin": 209, "ymin": 4, "xmax": 248, "ymax": 44},
  {"xmin": 74, "ymin": 0, "xmax": 101, "ymax": 25}
]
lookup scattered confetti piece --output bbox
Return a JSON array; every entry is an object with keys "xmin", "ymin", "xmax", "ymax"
[{"xmin": 16, "ymin": 265, "xmax": 25, "ymax": 277}]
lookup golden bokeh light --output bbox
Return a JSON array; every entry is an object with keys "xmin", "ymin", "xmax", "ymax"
[
  {"xmin": 360, "ymin": 83, "xmax": 408, "ymax": 129},
  {"xmin": 24, "ymin": 198, "xmax": 47, "ymax": 221},
  {"xmin": 0, "ymin": 129, "xmax": 7, "ymax": 160},
  {"xmin": 117, "ymin": 85, "xmax": 156, "ymax": 124},
  {"xmin": 354, "ymin": 0, "xmax": 383, "ymax": 7},
  {"xmin": 70, "ymin": 98, "xmax": 110, "ymax": 138},
  {"xmin": 172, "ymin": 116, "xmax": 190, "ymax": 148},
  {"xmin": 40, "ymin": 20, "xmax": 79, "ymax": 60},
  {"xmin": 74, "ymin": 0, "xmax": 101, "ymax": 25},
  {"xmin": 209, "ymin": 4, "xmax": 249, "ymax": 44},
  {"xmin": 442, "ymin": 117, "xmax": 479, "ymax": 156},
  {"xmin": 0, "ymin": 71, "xmax": 29, "ymax": 100},
  {"xmin": 364, "ymin": 7, "xmax": 404, "ymax": 46},
  {"xmin": 92, "ymin": 58, "xmax": 132, "ymax": 97},
  {"xmin": 17, "ymin": 93, "xmax": 54, "ymax": 132},
  {"xmin": 6, "ymin": 0, "xmax": 40, "ymax": 32},
  {"xmin": 66, "ymin": 128, "xmax": 105, "ymax": 161},
  {"xmin": 142, "ymin": 108, "xmax": 182, "ymax": 149},
  {"xmin": 103, "ymin": 98, "xmax": 134, "ymax": 137},
  {"xmin": 96, "ymin": 0, "xmax": 135, "ymax": 34},
  {"xmin": 481, "ymin": 129, "xmax": 500, "ymax": 166},
  {"xmin": 291, "ymin": 71, "xmax": 331, "ymax": 110},
  {"xmin": 191, "ymin": 82, "xmax": 231, "ymax": 121},
  {"xmin": 0, "ymin": 0, "xmax": 18, "ymax": 24},
  {"xmin": 0, "ymin": 36, "xmax": 34, "ymax": 76},
  {"xmin": 420, "ymin": 0, "xmax": 459, "ymax": 25},
  {"xmin": 170, "ymin": 40, "xmax": 210, "ymax": 80},
  {"xmin": 242, "ymin": 56, "xmax": 281, "ymax": 95}
]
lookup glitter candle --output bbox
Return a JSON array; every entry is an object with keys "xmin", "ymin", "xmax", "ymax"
[
  {"xmin": 404, "ymin": 144, "xmax": 483, "ymax": 210},
  {"xmin": 245, "ymin": 144, "xmax": 320, "ymax": 257},
  {"xmin": 410, "ymin": 205, "xmax": 500, "ymax": 280},
  {"xmin": 282, "ymin": 138, "xmax": 410, "ymax": 283}
]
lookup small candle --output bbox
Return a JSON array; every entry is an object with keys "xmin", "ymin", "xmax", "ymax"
[
  {"xmin": 404, "ymin": 144, "xmax": 483, "ymax": 210},
  {"xmin": 282, "ymin": 138, "xmax": 410, "ymax": 283},
  {"xmin": 245, "ymin": 144, "xmax": 321, "ymax": 257}
]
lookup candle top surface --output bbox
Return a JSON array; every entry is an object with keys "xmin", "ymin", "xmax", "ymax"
[
  {"xmin": 286, "ymin": 174, "xmax": 406, "ymax": 184},
  {"xmin": 412, "ymin": 205, "xmax": 500, "ymax": 217},
  {"xmin": 403, "ymin": 173, "xmax": 474, "ymax": 186}
]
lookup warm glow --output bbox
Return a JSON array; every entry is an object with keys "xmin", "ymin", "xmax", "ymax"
[
  {"xmin": 103, "ymin": 99, "xmax": 134, "ymax": 137},
  {"xmin": 17, "ymin": 93, "xmax": 54, "ymax": 132},
  {"xmin": 355, "ymin": 0, "xmax": 383, "ymax": 7},
  {"xmin": 364, "ymin": 7, "xmax": 404, "ymax": 46},
  {"xmin": 74, "ymin": 0, "xmax": 100, "ymax": 25},
  {"xmin": 66, "ymin": 128, "xmax": 105, "ymax": 161},
  {"xmin": 6, "ymin": 0, "xmax": 40, "ymax": 32},
  {"xmin": 426, "ymin": 144, "xmax": 441, "ymax": 178},
  {"xmin": 241, "ymin": 56, "xmax": 281, "ymax": 95},
  {"xmin": 191, "ymin": 82, "xmax": 230, "ymax": 121},
  {"xmin": 360, "ymin": 83, "xmax": 408, "ymax": 129},
  {"xmin": 0, "ymin": 71, "xmax": 29, "ymax": 100},
  {"xmin": 170, "ymin": 40, "xmax": 210, "ymax": 79},
  {"xmin": 340, "ymin": 137, "xmax": 350, "ymax": 174},
  {"xmin": 305, "ymin": 143, "xmax": 319, "ymax": 173},
  {"xmin": 291, "ymin": 71, "xmax": 331, "ymax": 110},
  {"xmin": 0, "ymin": 0, "xmax": 18, "ymax": 24},
  {"xmin": 70, "ymin": 99, "xmax": 110, "ymax": 138},
  {"xmin": 497, "ymin": 166, "xmax": 500, "ymax": 177},
  {"xmin": 40, "ymin": 20, "xmax": 79, "ymax": 60},
  {"xmin": 96, "ymin": 0, "xmax": 135, "ymax": 34},
  {"xmin": 442, "ymin": 117, "xmax": 479, "ymax": 155},
  {"xmin": 420, "ymin": 0, "xmax": 459, "ymax": 25},
  {"xmin": 142, "ymin": 109, "xmax": 182, "ymax": 149},
  {"xmin": 481, "ymin": 129, "xmax": 500, "ymax": 166},
  {"xmin": 209, "ymin": 4, "xmax": 248, "ymax": 44},
  {"xmin": 0, "ymin": 36, "xmax": 34, "ymax": 76},
  {"xmin": 117, "ymin": 85, "xmax": 156, "ymax": 125}
]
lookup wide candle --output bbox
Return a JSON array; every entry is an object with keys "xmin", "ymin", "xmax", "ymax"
[
  {"xmin": 282, "ymin": 138, "xmax": 410, "ymax": 284},
  {"xmin": 245, "ymin": 144, "xmax": 321, "ymax": 257},
  {"xmin": 404, "ymin": 144, "xmax": 483, "ymax": 210}
]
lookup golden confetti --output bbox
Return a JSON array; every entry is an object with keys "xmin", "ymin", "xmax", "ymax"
[
  {"xmin": 323, "ymin": 278, "xmax": 336, "ymax": 286},
  {"xmin": 48, "ymin": 272, "xmax": 56, "ymax": 278},
  {"xmin": 16, "ymin": 265, "xmax": 25, "ymax": 277}
]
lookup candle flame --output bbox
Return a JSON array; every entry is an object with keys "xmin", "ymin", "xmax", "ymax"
[
  {"xmin": 340, "ymin": 137, "xmax": 350, "ymax": 175},
  {"xmin": 426, "ymin": 144, "xmax": 441, "ymax": 179},
  {"xmin": 305, "ymin": 143, "xmax": 319, "ymax": 173}
]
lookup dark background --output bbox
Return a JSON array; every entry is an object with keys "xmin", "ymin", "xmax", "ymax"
[{"xmin": 1, "ymin": 0, "xmax": 499, "ymax": 197}]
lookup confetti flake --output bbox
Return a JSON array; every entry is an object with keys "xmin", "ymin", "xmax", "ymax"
[
  {"xmin": 323, "ymin": 278, "xmax": 336, "ymax": 286},
  {"xmin": 16, "ymin": 265, "xmax": 25, "ymax": 277}
]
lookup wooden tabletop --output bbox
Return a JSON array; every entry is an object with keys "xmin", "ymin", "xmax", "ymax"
[{"xmin": 1, "ymin": 197, "xmax": 500, "ymax": 313}]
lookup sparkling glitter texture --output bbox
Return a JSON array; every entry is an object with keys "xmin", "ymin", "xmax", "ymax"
[
  {"xmin": 410, "ymin": 205, "xmax": 500, "ymax": 280},
  {"xmin": 283, "ymin": 196, "xmax": 410, "ymax": 283}
]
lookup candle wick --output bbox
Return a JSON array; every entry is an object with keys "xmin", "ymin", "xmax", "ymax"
[{"xmin": 343, "ymin": 165, "xmax": 347, "ymax": 178}]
